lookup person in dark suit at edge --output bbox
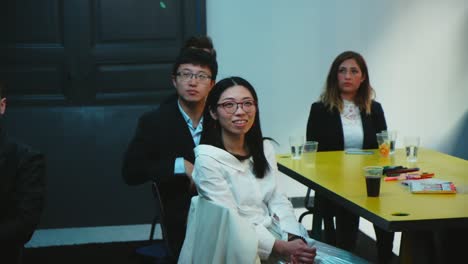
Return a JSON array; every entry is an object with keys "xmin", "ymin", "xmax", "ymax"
[
  {"xmin": 306, "ymin": 51, "xmax": 395, "ymax": 264},
  {"xmin": 0, "ymin": 81, "xmax": 46, "ymax": 264},
  {"xmin": 122, "ymin": 38, "xmax": 218, "ymax": 261}
]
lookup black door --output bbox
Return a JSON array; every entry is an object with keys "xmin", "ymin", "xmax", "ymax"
[{"xmin": 1, "ymin": 0, "xmax": 206, "ymax": 228}]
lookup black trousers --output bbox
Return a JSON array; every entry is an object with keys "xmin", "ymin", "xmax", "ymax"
[
  {"xmin": 2, "ymin": 243, "xmax": 23, "ymax": 264},
  {"xmin": 316, "ymin": 194, "xmax": 394, "ymax": 263}
]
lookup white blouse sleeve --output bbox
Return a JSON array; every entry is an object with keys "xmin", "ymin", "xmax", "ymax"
[
  {"xmin": 192, "ymin": 154, "xmax": 238, "ymax": 210},
  {"xmin": 263, "ymin": 140, "xmax": 304, "ymax": 236}
]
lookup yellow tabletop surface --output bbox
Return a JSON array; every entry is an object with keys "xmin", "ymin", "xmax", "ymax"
[{"xmin": 277, "ymin": 148, "xmax": 468, "ymax": 232}]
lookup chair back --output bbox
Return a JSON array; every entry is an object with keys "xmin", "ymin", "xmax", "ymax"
[
  {"xmin": 135, "ymin": 180, "xmax": 173, "ymax": 262},
  {"xmin": 150, "ymin": 181, "xmax": 169, "ymax": 242}
]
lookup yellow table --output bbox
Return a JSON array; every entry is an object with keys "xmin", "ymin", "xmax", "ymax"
[{"xmin": 277, "ymin": 148, "xmax": 468, "ymax": 263}]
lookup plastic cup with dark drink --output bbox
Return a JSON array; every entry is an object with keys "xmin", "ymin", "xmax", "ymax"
[{"xmin": 363, "ymin": 166, "xmax": 384, "ymax": 197}]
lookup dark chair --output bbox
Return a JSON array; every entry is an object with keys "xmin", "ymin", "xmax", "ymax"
[
  {"xmin": 135, "ymin": 181, "xmax": 173, "ymax": 263},
  {"xmin": 298, "ymin": 188, "xmax": 335, "ymax": 241}
]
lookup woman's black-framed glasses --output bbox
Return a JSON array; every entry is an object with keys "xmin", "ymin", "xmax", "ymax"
[{"xmin": 217, "ymin": 100, "xmax": 257, "ymax": 114}]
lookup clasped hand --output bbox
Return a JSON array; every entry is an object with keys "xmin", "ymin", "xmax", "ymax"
[
  {"xmin": 275, "ymin": 239, "xmax": 316, "ymax": 264},
  {"xmin": 288, "ymin": 239, "xmax": 316, "ymax": 264}
]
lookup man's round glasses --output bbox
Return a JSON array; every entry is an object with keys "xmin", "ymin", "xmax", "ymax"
[
  {"xmin": 176, "ymin": 71, "xmax": 212, "ymax": 82},
  {"xmin": 217, "ymin": 100, "xmax": 256, "ymax": 114}
]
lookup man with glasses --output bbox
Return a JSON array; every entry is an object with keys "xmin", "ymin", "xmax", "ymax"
[
  {"xmin": 163, "ymin": 36, "xmax": 216, "ymax": 104},
  {"xmin": 123, "ymin": 47, "xmax": 217, "ymax": 260},
  {"xmin": 0, "ymin": 81, "xmax": 46, "ymax": 264}
]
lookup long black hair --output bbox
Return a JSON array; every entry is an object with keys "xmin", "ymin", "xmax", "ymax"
[{"xmin": 200, "ymin": 76, "xmax": 270, "ymax": 178}]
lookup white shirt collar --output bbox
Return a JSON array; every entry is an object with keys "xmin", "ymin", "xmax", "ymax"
[{"xmin": 177, "ymin": 100, "xmax": 204, "ymax": 129}]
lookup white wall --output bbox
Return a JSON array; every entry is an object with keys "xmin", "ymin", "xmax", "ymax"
[{"xmin": 207, "ymin": 0, "xmax": 468, "ymax": 196}]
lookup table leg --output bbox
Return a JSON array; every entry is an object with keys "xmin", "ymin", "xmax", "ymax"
[
  {"xmin": 399, "ymin": 231, "xmax": 436, "ymax": 264},
  {"xmin": 310, "ymin": 213, "xmax": 323, "ymax": 240}
]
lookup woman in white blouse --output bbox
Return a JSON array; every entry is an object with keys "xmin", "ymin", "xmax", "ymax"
[{"xmin": 192, "ymin": 76, "xmax": 367, "ymax": 263}]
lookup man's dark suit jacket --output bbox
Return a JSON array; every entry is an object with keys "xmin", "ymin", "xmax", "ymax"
[
  {"xmin": 122, "ymin": 99, "xmax": 197, "ymax": 259},
  {"xmin": 306, "ymin": 101, "xmax": 387, "ymax": 151},
  {"xmin": 0, "ymin": 124, "xmax": 46, "ymax": 264}
]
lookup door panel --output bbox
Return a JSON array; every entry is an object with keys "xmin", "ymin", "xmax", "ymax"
[
  {"xmin": 2, "ymin": 0, "xmax": 205, "ymax": 105},
  {"xmin": 8, "ymin": 0, "xmax": 63, "ymax": 44},
  {"xmin": 2, "ymin": 0, "xmax": 66, "ymax": 101},
  {"xmin": 91, "ymin": 0, "xmax": 181, "ymax": 100},
  {"xmin": 96, "ymin": 0, "xmax": 178, "ymax": 40}
]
